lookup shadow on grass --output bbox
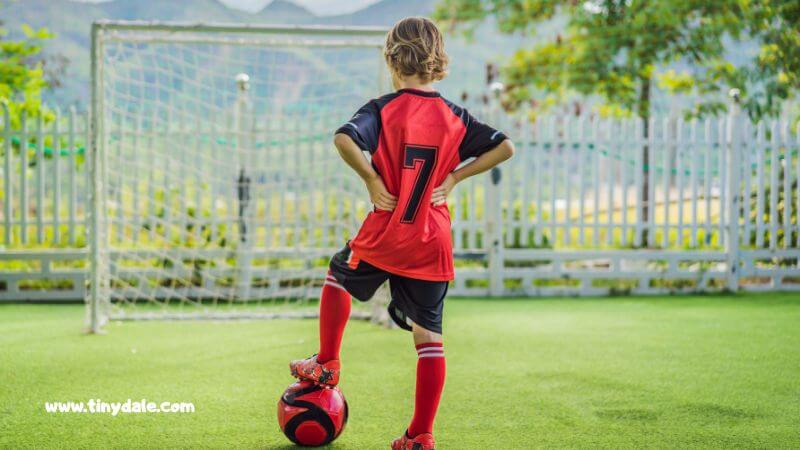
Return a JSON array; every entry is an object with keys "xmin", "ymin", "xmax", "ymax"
[
  {"xmin": 265, "ymin": 445, "xmax": 345, "ymax": 450},
  {"xmin": 680, "ymin": 402, "xmax": 762, "ymax": 420}
]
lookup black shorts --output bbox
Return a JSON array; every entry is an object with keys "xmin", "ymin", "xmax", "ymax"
[{"xmin": 328, "ymin": 243, "xmax": 448, "ymax": 334}]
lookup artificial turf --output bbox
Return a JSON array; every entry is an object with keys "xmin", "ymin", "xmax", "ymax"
[{"xmin": 1, "ymin": 293, "xmax": 799, "ymax": 449}]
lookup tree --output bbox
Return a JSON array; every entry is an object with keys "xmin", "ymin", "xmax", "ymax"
[
  {"xmin": 0, "ymin": 9, "xmax": 54, "ymax": 126},
  {"xmin": 434, "ymin": 0, "xmax": 798, "ymax": 245},
  {"xmin": 733, "ymin": 1, "xmax": 800, "ymax": 121}
]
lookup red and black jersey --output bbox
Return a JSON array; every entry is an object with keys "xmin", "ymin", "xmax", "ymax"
[{"xmin": 335, "ymin": 88, "xmax": 508, "ymax": 281}]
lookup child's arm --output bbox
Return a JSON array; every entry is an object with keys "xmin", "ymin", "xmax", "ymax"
[
  {"xmin": 431, "ymin": 139, "xmax": 515, "ymax": 206},
  {"xmin": 334, "ymin": 133, "xmax": 398, "ymax": 211}
]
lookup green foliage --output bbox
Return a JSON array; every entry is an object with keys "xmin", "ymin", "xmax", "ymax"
[
  {"xmin": 435, "ymin": 0, "xmax": 798, "ymax": 121},
  {"xmin": 733, "ymin": 1, "xmax": 800, "ymax": 120},
  {"xmin": 0, "ymin": 9, "xmax": 54, "ymax": 125}
]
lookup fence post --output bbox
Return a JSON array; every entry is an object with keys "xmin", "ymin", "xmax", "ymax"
[
  {"xmin": 725, "ymin": 89, "xmax": 742, "ymax": 291},
  {"xmin": 88, "ymin": 22, "xmax": 107, "ymax": 333},
  {"xmin": 2, "ymin": 102, "xmax": 11, "ymax": 246},
  {"xmin": 485, "ymin": 80, "xmax": 505, "ymax": 297},
  {"xmin": 487, "ymin": 167, "xmax": 503, "ymax": 296},
  {"xmin": 234, "ymin": 73, "xmax": 254, "ymax": 301}
]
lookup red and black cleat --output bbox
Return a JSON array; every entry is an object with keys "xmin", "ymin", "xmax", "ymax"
[
  {"xmin": 289, "ymin": 354, "xmax": 340, "ymax": 387},
  {"xmin": 391, "ymin": 431, "xmax": 436, "ymax": 450}
]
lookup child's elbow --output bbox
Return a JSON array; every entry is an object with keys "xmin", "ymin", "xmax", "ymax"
[
  {"xmin": 333, "ymin": 133, "xmax": 352, "ymax": 150},
  {"xmin": 500, "ymin": 139, "xmax": 515, "ymax": 160}
]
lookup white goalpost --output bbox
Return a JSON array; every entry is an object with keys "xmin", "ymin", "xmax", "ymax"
[{"xmin": 87, "ymin": 21, "xmax": 389, "ymax": 332}]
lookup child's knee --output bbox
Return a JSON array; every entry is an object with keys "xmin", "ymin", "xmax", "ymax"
[{"xmin": 412, "ymin": 322, "xmax": 443, "ymax": 345}]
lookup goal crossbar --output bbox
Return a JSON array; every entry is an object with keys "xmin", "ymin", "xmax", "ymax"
[{"xmin": 92, "ymin": 20, "xmax": 389, "ymax": 38}]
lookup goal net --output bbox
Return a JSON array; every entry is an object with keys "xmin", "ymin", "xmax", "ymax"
[{"xmin": 87, "ymin": 21, "xmax": 389, "ymax": 331}]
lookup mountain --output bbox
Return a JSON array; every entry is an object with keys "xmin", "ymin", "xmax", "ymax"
[
  {"xmin": 327, "ymin": 0, "xmax": 434, "ymax": 25},
  {"xmin": 98, "ymin": 0, "xmax": 245, "ymax": 22},
  {"xmin": 2, "ymin": 0, "xmax": 522, "ymax": 107},
  {"xmin": 324, "ymin": 0, "xmax": 526, "ymax": 96},
  {"xmin": 253, "ymin": 0, "xmax": 316, "ymax": 23},
  {"xmin": 2, "ymin": 0, "xmax": 315, "ymax": 106}
]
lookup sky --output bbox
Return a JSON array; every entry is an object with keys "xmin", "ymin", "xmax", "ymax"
[{"xmin": 72, "ymin": 0, "xmax": 382, "ymax": 15}]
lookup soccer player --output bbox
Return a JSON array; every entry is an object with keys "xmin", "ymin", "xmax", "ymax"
[{"xmin": 290, "ymin": 17, "xmax": 514, "ymax": 449}]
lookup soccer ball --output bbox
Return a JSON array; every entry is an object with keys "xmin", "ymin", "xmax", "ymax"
[{"xmin": 277, "ymin": 380, "xmax": 348, "ymax": 446}]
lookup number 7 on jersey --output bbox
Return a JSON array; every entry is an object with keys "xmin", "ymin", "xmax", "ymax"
[{"xmin": 401, "ymin": 144, "xmax": 438, "ymax": 224}]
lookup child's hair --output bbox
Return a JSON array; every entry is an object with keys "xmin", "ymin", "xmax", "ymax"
[{"xmin": 384, "ymin": 17, "xmax": 449, "ymax": 83}]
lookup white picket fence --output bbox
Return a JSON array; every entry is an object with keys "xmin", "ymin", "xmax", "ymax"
[
  {"xmin": 1, "ymin": 99, "xmax": 799, "ymax": 301},
  {"xmin": 1, "ymin": 106, "xmax": 91, "ymax": 247}
]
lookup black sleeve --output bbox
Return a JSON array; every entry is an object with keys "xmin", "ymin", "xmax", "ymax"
[
  {"xmin": 459, "ymin": 110, "xmax": 508, "ymax": 161},
  {"xmin": 335, "ymin": 101, "xmax": 381, "ymax": 153}
]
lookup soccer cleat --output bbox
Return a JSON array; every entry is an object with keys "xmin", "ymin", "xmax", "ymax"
[
  {"xmin": 391, "ymin": 431, "xmax": 436, "ymax": 450},
  {"xmin": 289, "ymin": 354, "xmax": 340, "ymax": 387}
]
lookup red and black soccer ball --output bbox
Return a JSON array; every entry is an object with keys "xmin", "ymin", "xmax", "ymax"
[{"xmin": 277, "ymin": 380, "xmax": 348, "ymax": 446}]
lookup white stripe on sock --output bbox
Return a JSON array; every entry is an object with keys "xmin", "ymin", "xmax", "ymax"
[
  {"xmin": 418, "ymin": 353, "xmax": 445, "ymax": 359},
  {"xmin": 417, "ymin": 348, "xmax": 444, "ymax": 357},
  {"xmin": 417, "ymin": 346, "xmax": 444, "ymax": 353}
]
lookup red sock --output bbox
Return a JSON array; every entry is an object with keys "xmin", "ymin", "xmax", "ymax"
[
  {"xmin": 317, "ymin": 271, "xmax": 351, "ymax": 363},
  {"xmin": 408, "ymin": 342, "xmax": 446, "ymax": 437}
]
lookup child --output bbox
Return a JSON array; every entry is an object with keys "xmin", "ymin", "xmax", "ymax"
[{"xmin": 290, "ymin": 16, "xmax": 514, "ymax": 449}]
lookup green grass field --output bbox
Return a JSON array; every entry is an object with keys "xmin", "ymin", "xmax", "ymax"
[{"xmin": 2, "ymin": 294, "xmax": 799, "ymax": 449}]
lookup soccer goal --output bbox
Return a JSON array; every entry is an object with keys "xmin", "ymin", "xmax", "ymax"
[{"xmin": 87, "ymin": 21, "xmax": 389, "ymax": 332}]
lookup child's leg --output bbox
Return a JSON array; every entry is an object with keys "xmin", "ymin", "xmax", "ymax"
[
  {"xmin": 317, "ymin": 271, "xmax": 351, "ymax": 363},
  {"xmin": 408, "ymin": 322, "xmax": 446, "ymax": 437},
  {"xmin": 292, "ymin": 245, "xmax": 388, "ymax": 386}
]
